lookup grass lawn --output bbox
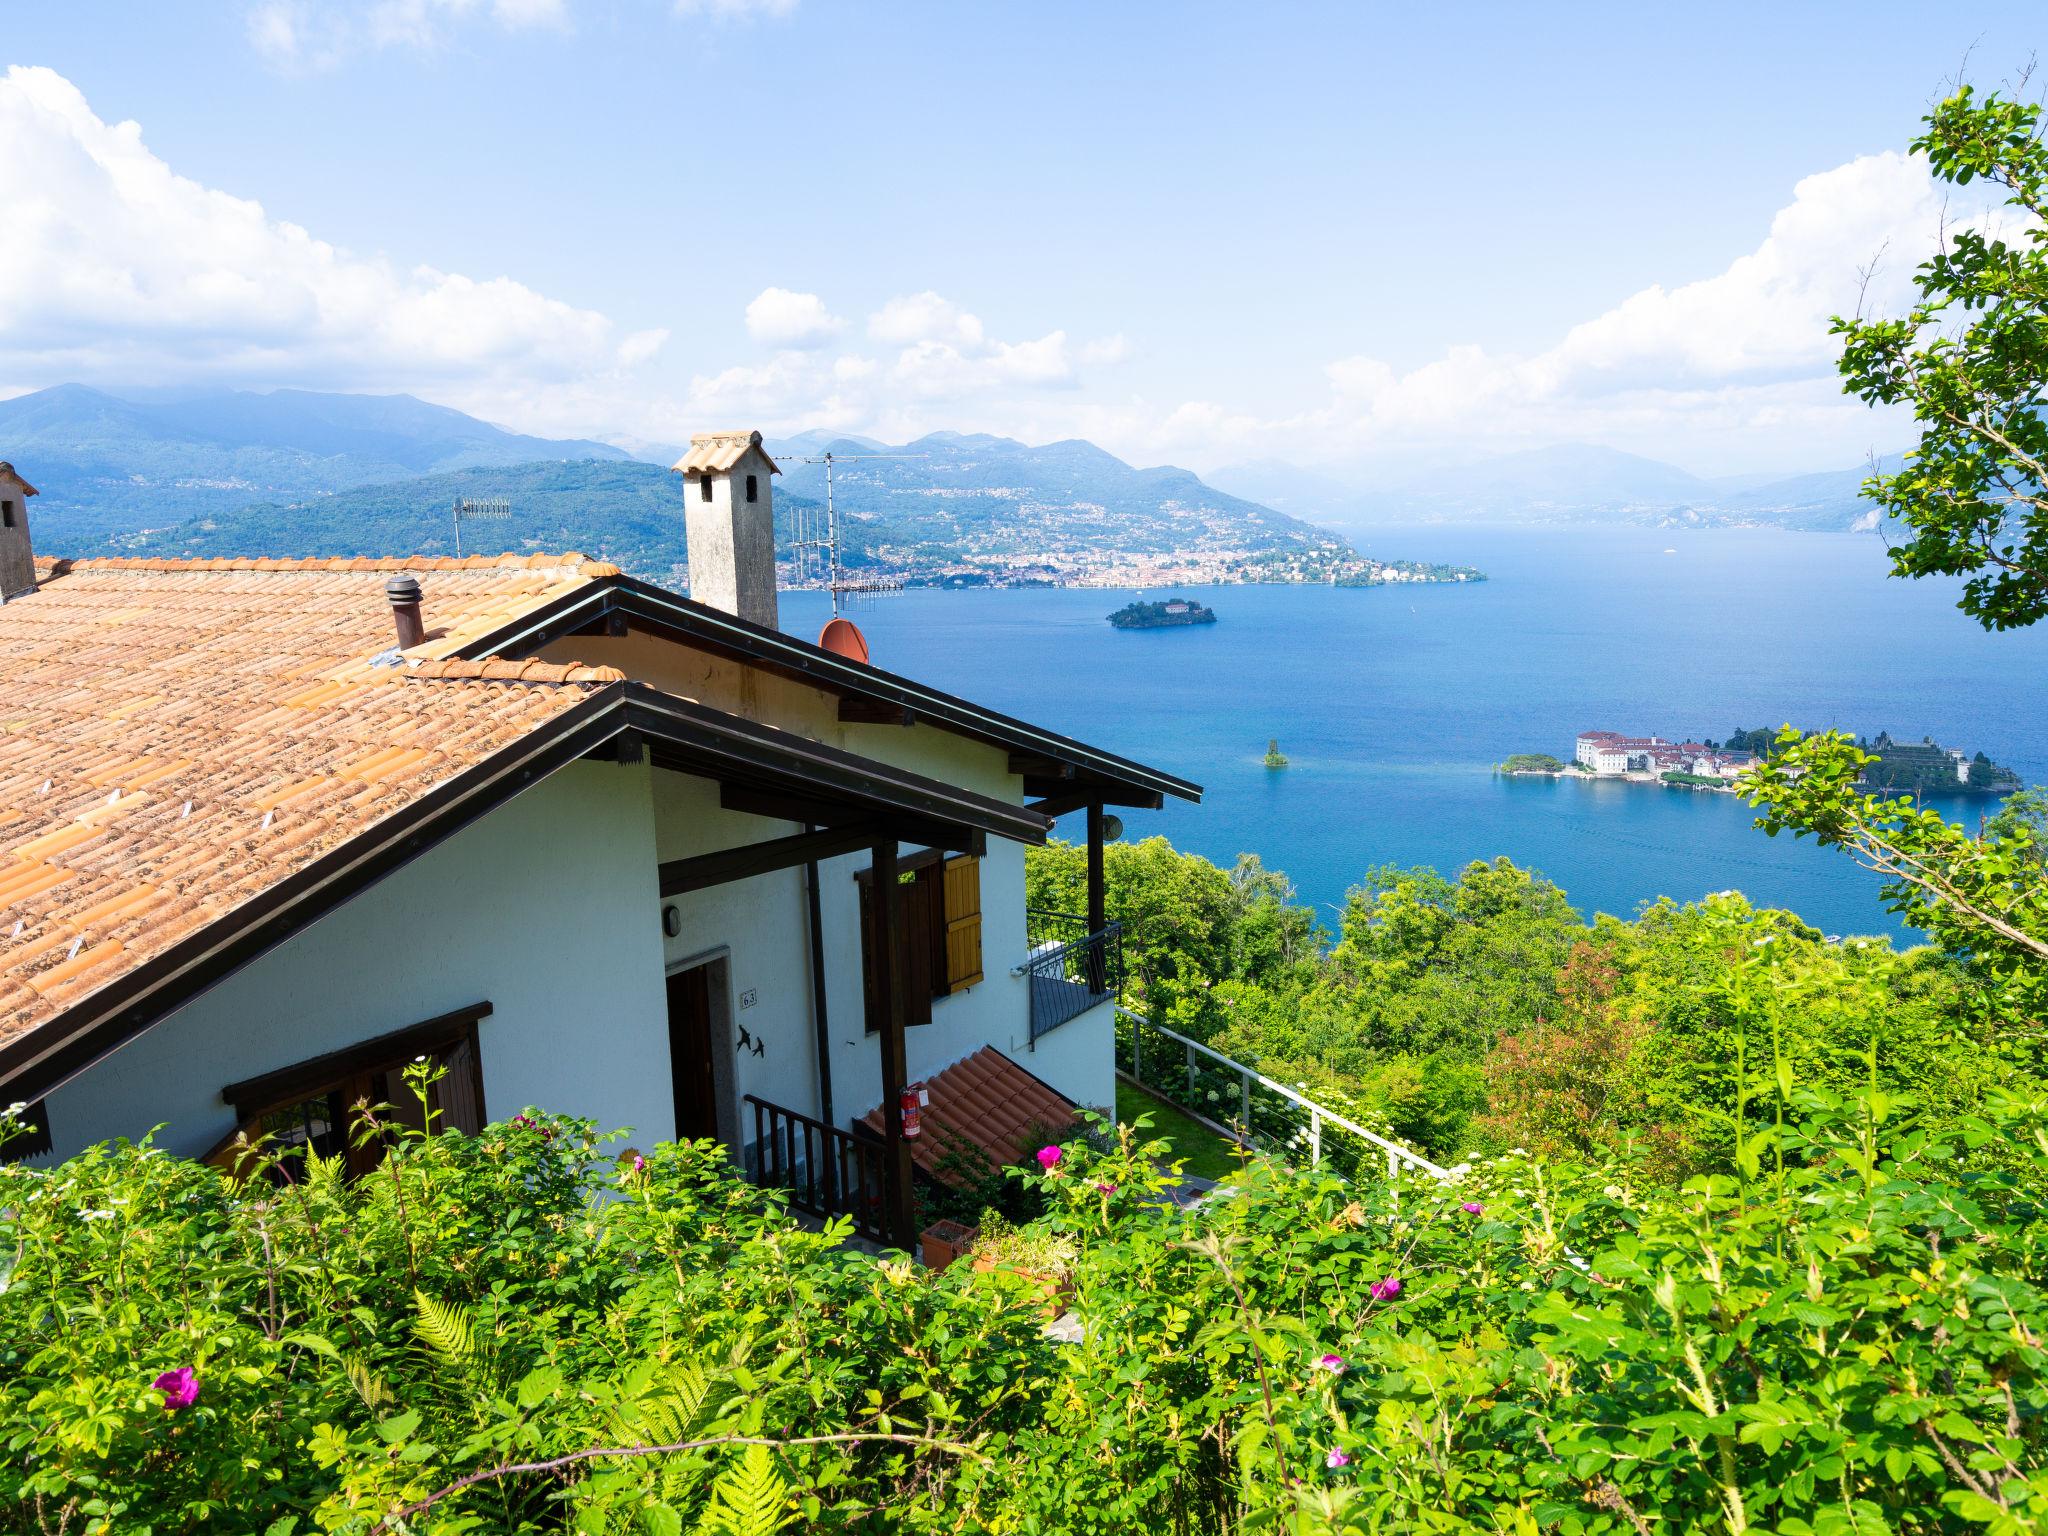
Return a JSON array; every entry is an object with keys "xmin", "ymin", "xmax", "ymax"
[{"xmin": 1115, "ymin": 1080, "xmax": 1245, "ymax": 1182}]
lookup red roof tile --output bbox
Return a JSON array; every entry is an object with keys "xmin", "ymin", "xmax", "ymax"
[
  {"xmin": 859, "ymin": 1046, "xmax": 1080, "ymax": 1185},
  {"xmin": 0, "ymin": 557, "xmax": 620, "ymax": 1052}
]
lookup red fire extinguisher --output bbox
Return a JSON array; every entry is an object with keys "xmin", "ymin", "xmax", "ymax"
[{"xmin": 900, "ymin": 1085, "xmax": 923, "ymax": 1140}]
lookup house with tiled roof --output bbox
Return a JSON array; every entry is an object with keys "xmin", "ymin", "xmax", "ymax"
[{"xmin": 0, "ymin": 431, "xmax": 1199, "ymax": 1250}]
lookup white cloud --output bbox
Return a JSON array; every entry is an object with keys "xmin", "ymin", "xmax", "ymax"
[
  {"xmin": 863, "ymin": 291, "xmax": 1079, "ymax": 397},
  {"xmin": 1127, "ymin": 150, "xmax": 2002, "ymax": 474},
  {"xmin": 0, "ymin": 66, "xmax": 655, "ymax": 400},
  {"xmin": 868, "ymin": 291, "xmax": 985, "ymax": 349},
  {"xmin": 247, "ymin": 0, "xmax": 568, "ymax": 69},
  {"xmin": 1080, "ymin": 333, "xmax": 1131, "ymax": 366},
  {"xmin": 674, "ymin": 0, "xmax": 798, "ymax": 19},
  {"xmin": 745, "ymin": 287, "xmax": 843, "ymax": 349}
]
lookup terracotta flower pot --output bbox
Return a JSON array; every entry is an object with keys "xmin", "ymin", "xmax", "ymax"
[
  {"xmin": 920, "ymin": 1219, "xmax": 979, "ymax": 1272},
  {"xmin": 971, "ymin": 1251, "xmax": 1075, "ymax": 1316}
]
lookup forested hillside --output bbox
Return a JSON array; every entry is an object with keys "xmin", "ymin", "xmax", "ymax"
[
  {"xmin": 2, "ymin": 384, "xmax": 629, "ymax": 540},
  {"xmin": 46, "ymin": 459, "xmax": 816, "ymax": 579}
]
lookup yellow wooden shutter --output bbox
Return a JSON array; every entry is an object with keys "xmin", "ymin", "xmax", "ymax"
[{"xmin": 942, "ymin": 855, "xmax": 983, "ymax": 992}]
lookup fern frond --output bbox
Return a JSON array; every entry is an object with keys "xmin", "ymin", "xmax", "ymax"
[
  {"xmin": 343, "ymin": 1355, "xmax": 392, "ymax": 1411},
  {"xmin": 694, "ymin": 1444, "xmax": 789, "ymax": 1536},
  {"xmin": 412, "ymin": 1289, "xmax": 474, "ymax": 1364}
]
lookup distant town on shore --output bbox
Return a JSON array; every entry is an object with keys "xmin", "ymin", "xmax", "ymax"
[{"xmin": 1500, "ymin": 728, "xmax": 2023, "ymax": 796}]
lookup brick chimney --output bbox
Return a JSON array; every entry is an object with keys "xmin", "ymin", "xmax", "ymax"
[
  {"xmin": 673, "ymin": 430, "xmax": 780, "ymax": 629},
  {"xmin": 0, "ymin": 462, "xmax": 41, "ymax": 601}
]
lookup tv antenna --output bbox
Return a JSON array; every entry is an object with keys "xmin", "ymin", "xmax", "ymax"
[
  {"xmin": 784, "ymin": 450, "xmax": 925, "ymax": 617},
  {"xmin": 451, "ymin": 496, "xmax": 511, "ymax": 557}
]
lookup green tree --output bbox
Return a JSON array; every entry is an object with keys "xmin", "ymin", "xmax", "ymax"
[
  {"xmin": 1833, "ymin": 82, "xmax": 2048, "ymax": 629},
  {"xmin": 1747, "ymin": 729, "xmax": 2048, "ymax": 1026}
]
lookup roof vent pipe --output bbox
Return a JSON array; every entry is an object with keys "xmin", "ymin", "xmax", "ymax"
[{"xmin": 386, "ymin": 574, "xmax": 426, "ymax": 649}]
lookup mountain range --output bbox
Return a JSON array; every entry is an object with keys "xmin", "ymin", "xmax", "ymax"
[
  {"xmin": 4, "ymin": 384, "xmax": 1898, "ymax": 580},
  {"xmin": 11, "ymin": 385, "xmax": 1349, "ymax": 579},
  {"xmin": 1209, "ymin": 443, "xmax": 1896, "ymax": 533},
  {"xmin": 0, "ymin": 383, "xmax": 630, "ymax": 540}
]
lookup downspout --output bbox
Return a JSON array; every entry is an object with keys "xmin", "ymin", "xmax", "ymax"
[{"xmin": 804, "ymin": 826, "xmax": 835, "ymax": 1130}]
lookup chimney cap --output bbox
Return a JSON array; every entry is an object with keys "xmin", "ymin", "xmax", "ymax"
[
  {"xmin": 385, "ymin": 573, "xmax": 423, "ymax": 606},
  {"xmin": 672, "ymin": 430, "xmax": 780, "ymax": 477}
]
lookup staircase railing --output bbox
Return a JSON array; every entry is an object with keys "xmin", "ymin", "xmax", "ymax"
[
  {"xmin": 1115, "ymin": 1006, "xmax": 1450, "ymax": 1184},
  {"xmin": 745, "ymin": 1094, "xmax": 889, "ymax": 1244}
]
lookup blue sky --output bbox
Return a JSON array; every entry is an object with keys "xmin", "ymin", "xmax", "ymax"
[{"xmin": 2, "ymin": 1, "xmax": 2042, "ymax": 475}]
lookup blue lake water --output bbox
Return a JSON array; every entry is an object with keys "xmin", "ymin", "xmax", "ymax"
[{"xmin": 780, "ymin": 526, "xmax": 2048, "ymax": 940}]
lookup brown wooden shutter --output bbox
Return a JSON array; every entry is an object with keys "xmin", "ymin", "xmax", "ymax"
[
  {"xmin": 860, "ymin": 878, "xmax": 881, "ymax": 1035},
  {"xmin": 941, "ymin": 855, "xmax": 983, "ymax": 992},
  {"xmin": 899, "ymin": 870, "xmax": 936, "ymax": 1025},
  {"xmin": 861, "ymin": 872, "xmax": 936, "ymax": 1031}
]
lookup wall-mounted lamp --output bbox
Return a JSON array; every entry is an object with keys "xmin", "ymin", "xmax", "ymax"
[{"xmin": 661, "ymin": 904, "xmax": 681, "ymax": 938}]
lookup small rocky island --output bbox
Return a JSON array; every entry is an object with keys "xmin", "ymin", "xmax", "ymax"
[{"xmin": 1109, "ymin": 597, "xmax": 1218, "ymax": 629}]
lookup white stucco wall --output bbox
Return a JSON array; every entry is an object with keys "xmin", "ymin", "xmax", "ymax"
[
  {"xmin": 649, "ymin": 768, "xmax": 1114, "ymax": 1150},
  {"xmin": 41, "ymin": 760, "xmax": 670, "ymax": 1162}
]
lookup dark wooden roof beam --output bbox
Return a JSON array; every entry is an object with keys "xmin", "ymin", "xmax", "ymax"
[
  {"xmin": 840, "ymin": 697, "xmax": 915, "ymax": 726},
  {"xmin": 659, "ymin": 818, "xmax": 983, "ymax": 897},
  {"xmin": 1009, "ymin": 753, "xmax": 1075, "ymax": 780},
  {"xmin": 719, "ymin": 783, "xmax": 865, "ymax": 827}
]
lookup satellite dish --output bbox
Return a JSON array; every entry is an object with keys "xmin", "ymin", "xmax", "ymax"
[{"xmin": 818, "ymin": 616, "xmax": 870, "ymax": 664}]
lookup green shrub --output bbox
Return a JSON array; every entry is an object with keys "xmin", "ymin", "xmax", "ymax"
[{"xmin": 10, "ymin": 1076, "xmax": 2048, "ymax": 1533}]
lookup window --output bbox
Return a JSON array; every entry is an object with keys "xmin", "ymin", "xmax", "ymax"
[
  {"xmin": 745, "ymin": 473, "xmax": 758, "ymax": 503},
  {"xmin": 857, "ymin": 853, "xmax": 983, "ymax": 1033},
  {"xmin": 206, "ymin": 1002, "xmax": 491, "ymax": 1180},
  {"xmin": 699, "ymin": 475, "xmax": 714, "ymax": 503},
  {"xmin": 1, "ymin": 500, "xmax": 13, "ymax": 529},
  {"xmin": 0, "ymin": 1098, "xmax": 51, "ymax": 1163}
]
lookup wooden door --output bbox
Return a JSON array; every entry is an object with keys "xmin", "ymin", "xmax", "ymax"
[{"xmin": 667, "ymin": 965, "xmax": 720, "ymax": 1142}]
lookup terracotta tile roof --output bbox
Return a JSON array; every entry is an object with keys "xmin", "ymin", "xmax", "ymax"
[
  {"xmin": 672, "ymin": 429, "xmax": 780, "ymax": 477},
  {"xmin": 0, "ymin": 555, "xmax": 622, "ymax": 1050},
  {"xmin": 859, "ymin": 1045, "xmax": 1080, "ymax": 1185}
]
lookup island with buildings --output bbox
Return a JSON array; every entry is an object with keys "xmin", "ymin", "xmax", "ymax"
[
  {"xmin": 1498, "ymin": 729, "xmax": 2023, "ymax": 796},
  {"xmin": 1109, "ymin": 597, "xmax": 1218, "ymax": 629}
]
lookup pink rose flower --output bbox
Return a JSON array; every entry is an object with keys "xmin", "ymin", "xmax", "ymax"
[
  {"xmin": 1326, "ymin": 1448, "xmax": 1351, "ymax": 1469},
  {"xmin": 631, "ymin": 1154, "xmax": 646, "ymax": 1173},
  {"xmin": 153, "ymin": 1367, "xmax": 199, "ymax": 1411},
  {"xmin": 1096, "ymin": 1181, "xmax": 1118, "ymax": 1194},
  {"xmin": 1369, "ymin": 1277, "xmax": 1401, "ymax": 1302},
  {"xmin": 1314, "ymin": 1352, "xmax": 1346, "ymax": 1374},
  {"xmin": 1460, "ymin": 1201, "xmax": 1484, "ymax": 1216},
  {"xmin": 1036, "ymin": 1145, "xmax": 1063, "ymax": 1170}
]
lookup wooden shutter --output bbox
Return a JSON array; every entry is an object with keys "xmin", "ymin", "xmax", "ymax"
[
  {"xmin": 941, "ymin": 855, "xmax": 983, "ymax": 992},
  {"xmin": 208, "ymin": 1004, "xmax": 490, "ymax": 1178},
  {"xmin": 899, "ymin": 871, "xmax": 936, "ymax": 1025},
  {"xmin": 861, "ymin": 873, "xmax": 935, "ymax": 1032}
]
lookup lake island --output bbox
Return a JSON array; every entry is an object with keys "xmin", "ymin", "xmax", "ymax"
[{"xmin": 1109, "ymin": 596, "xmax": 1218, "ymax": 629}]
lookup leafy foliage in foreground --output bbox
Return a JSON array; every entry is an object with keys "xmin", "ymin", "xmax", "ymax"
[{"xmin": 11, "ymin": 1079, "xmax": 2048, "ymax": 1534}]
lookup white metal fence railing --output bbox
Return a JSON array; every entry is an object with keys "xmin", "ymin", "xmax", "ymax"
[{"xmin": 1115, "ymin": 1006, "xmax": 1451, "ymax": 1185}]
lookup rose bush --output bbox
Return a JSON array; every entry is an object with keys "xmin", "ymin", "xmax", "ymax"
[{"xmin": 7, "ymin": 1079, "xmax": 2048, "ymax": 1533}]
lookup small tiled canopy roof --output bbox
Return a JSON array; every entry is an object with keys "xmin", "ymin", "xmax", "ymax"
[
  {"xmin": 672, "ymin": 430, "xmax": 780, "ymax": 477},
  {"xmin": 860, "ymin": 1046, "xmax": 1081, "ymax": 1185},
  {"xmin": 0, "ymin": 554, "xmax": 620, "ymax": 1054}
]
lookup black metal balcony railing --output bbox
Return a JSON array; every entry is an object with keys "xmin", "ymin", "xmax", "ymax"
[
  {"xmin": 1024, "ymin": 908, "xmax": 1124, "ymax": 1044},
  {"xmin": 744, "ymin": 1094, "xmax": 889, "ymax": 1245}
]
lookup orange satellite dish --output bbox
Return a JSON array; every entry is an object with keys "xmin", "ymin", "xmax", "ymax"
[{"xmin": 817, "ymin": 616, "xmax": 870, "ymax": 664}]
